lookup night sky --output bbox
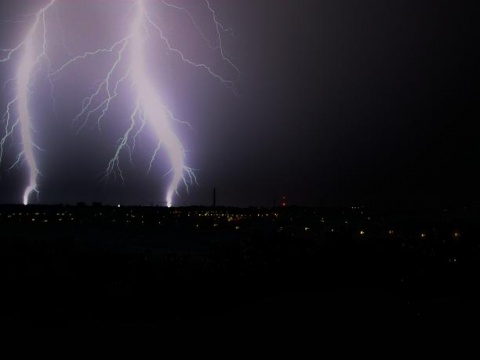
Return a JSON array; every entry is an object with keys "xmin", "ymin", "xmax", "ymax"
[{"xmin": 0, "ymin": 0, "xmax": 479, "ymax": 208}]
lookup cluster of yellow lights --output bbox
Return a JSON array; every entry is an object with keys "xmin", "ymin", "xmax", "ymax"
[{"xmin": 0, "ymin": 209, "xmax": 468, "ymax": 243}]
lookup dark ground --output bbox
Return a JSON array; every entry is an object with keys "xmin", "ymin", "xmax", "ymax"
[{"xmin": 2, "ymin": 204, "xmax": 480, "ymax": 336}]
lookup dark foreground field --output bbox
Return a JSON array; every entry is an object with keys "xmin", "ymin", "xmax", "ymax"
[{"xmin": 2, "ymin": 205, "xmax": 480, "ymax": 333}]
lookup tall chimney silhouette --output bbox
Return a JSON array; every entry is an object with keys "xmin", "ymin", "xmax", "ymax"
[{"xmin": 213, "ymin": 187, "xmax": 216, "ymax": 208}]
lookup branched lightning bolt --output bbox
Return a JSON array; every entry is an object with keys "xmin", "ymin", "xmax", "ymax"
[
  {"xmin": 53, "ymin": 0, "xmax": 238, "ymax": 207},
  {"xmin": 0, "ymin": 0, "xmax": 56, "ymax": 205},
  {"xmin": 1, "ymin": 0, "xmax": 238, "ymax": 207},
  {"xmin": 204, "ymin": 0, "xmax": 241, "ymax": 75}
]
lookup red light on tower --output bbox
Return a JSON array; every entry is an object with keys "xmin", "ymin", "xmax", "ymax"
[{"xmin": 281, "ymin": 195, "xmax": 287, "ymax": 207}]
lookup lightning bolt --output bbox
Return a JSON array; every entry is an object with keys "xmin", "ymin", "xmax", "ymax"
[
  {"xmin": 1, "ymin": 0, "xmax": 56, "ymax": 205},
  {"xmin": 1, "ymin": 0, "xmax": 238, "ymax": 207}
]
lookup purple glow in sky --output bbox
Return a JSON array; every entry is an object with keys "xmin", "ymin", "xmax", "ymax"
[
  {"xmin": 0, "ymin": 0, "xmax": 239, "ymax": 206},
  {"xmin": 1, "ymin": 1, "xmax": 478, "ymax": 208}
]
